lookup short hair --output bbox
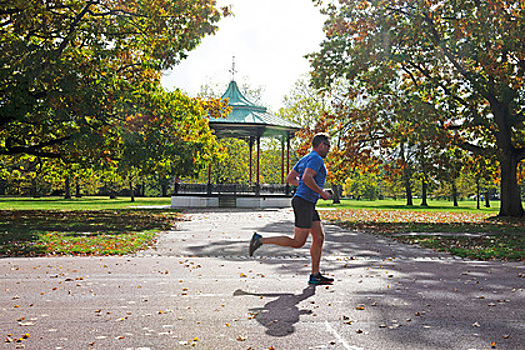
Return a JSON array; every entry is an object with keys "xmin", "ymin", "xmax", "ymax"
[{"xmin": 312, "ymin": 133, "xmax": 330, "ymax": 148}]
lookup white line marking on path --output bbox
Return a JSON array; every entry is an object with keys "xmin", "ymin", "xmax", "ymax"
[{"xmin": 325, "ymin": 321, "xmax": 364, "ymax": 350}]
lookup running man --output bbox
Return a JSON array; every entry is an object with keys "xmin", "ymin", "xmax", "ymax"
[{"xmin": 249, "ymin": 133, "xmax": 334, "ymax": 285}]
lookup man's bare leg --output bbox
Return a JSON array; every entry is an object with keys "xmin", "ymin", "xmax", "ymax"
[
  {"xmin": 309, "ymin": 220, "xmax": 325, "ymax": 275},
  {"xmin": 262, "ymin": 227, "xmax": 310, "ymax": 248}
]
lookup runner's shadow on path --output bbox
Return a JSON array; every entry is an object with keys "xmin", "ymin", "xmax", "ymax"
[
  {"xmin": 234, "ymin": 285, "xmax": 317, "ymax": 337},
  {"xmin": 184, "ymin": 218, "xmax": 423, "ymax": 273}
]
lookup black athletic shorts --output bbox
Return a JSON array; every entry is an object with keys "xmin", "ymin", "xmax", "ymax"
[{"xmin": 292, "ymin": 196, "xmax": 320, "ymax": 229}]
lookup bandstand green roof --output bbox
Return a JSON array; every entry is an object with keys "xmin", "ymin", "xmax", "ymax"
[{"xmin": 208, "ymin": 80, "xmax": 301, "ymax": 139}]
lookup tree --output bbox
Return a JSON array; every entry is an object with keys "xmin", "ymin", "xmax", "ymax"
[
  {"xmin": 1, "ymin": 0, "xmax": 227, "ymax": 160},
  {"xmin": 279, "ymin": 75, "xmax": 328, "ymax": 131},
  {"xmin": 310, "ymin": 0, "xmax": 525, "ymax": 217},
  {"xmin": 118, "ymin": 87, "xmax": 227, "ymax": 200},
  {"xmin": 462, "ymin": 152, "xmax": 500, "ymax": 209},
  {"xmin": 279, "ymin": 76, "xmax": 381, "ymax": 204},
  {"xmin": 0, "ymin": 154, "xmax": 43, "ymax": 196},
  {"xmin": 436, "ymin": 148, "xmax": 465, "ymax": 207},
  {"xmin": 381, "ymin": 161, "xmax": 413, "ymax": 200},
  {"xmin": 343, "ymin": 168, "xmax": 381, "ymax": 200},
  {"xmin": 202, "ymin": 138, "xmax": 249, "ymax": 185}
]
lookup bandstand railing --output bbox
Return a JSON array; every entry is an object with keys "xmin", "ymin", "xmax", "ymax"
[{"xmin": 173, "ymin": 183, "xmax": 293, "ymax": 197}]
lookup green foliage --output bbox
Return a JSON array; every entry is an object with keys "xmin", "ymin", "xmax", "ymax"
[
  {"xmin": 118, "ymin": 88, "xmax": 224, "ymax": 180},
  {"xmin": 208, "ymin": 138, "xmax": 250, "ymax": 184},
  {"xmin": 343, "ymin": 170, "xmax": 381, "ymax": 200},
  {"xmin": 188, "ymin": 137, "xmax": 298, "ymax": 185},
  {"xmin": 0, "ymin": 0, "xmax": 226, "ymax": 162},
  {"xmin": 310, "ymin": 0, "xmax": 525, "ymax": 216},
  {"xmin": 0, "ymin": 0, "xmax": 229, "ymax": 198},
  {"xmin": 278, "ymin": 75, "xmax": 327, "ymax": 132},
  {"xmin": 259, "ymin": 138, "xmax": 292, "ymax": 185}
]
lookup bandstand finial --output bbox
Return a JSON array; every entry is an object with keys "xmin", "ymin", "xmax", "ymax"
[{"xmin": 229, "ymin": 55, "xmax": 237, "ymax": 81}]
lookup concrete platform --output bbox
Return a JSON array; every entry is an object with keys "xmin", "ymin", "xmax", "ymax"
[
  {"xmin": 170, "ymin": 196, "xmax": 219, "ymax": 208},
  {"xmin": 236, "ymin": 196, "xmax": 291, "ymax": 208}
]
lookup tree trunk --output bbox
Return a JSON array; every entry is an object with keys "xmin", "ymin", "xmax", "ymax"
[
  {"xmin": 31, "ymin": 177, "xmax": 39, "ymax": 198},
  {"xmin": 484, "ymin": 189, "xmax": 491, "ymax": 208},
  {"xmin": 64, "ymin": 177, "xmax": 71, "ymax": 199},
  {"xmin": 452, "ymin": 181, "xmax": 458, "ymax": 207},
  {"xmin": 421, "ymin": 179, "xmax": 428, "ymax": 207},
  {"xmin": 331, "ymin": 184, "xmax": 341, "ymax": 204},
  {"xmin": 129, "ymin": 179, "xmax": 135, "ymax": 202},
  {"xmin": 404, "ymin": 176, "xmax": 413, "ymax": 206},
  {"xmin": 401, "ymin": 142, "xmax": 413, "ymax": 206},
  {"xmin": 476, "ymin": 178, "xmax": 480, "ymax": 210},
  {"xmin": 405, "ymin": 182, "xmax": 413, "ymax": 205},
  {"xmin": 498, "ymin": 153, "xmax": 523, "ymax": 216},
  {"xmin": 158, "ymin": 176, "xmax": 169, "ymax": 197},
  {"xmin": 75, "ymin": 178, "xmax": 81, "ymax": 198},
  {"xmin": 109, "ymin": 182, "xmax": 116, "ymax": 199}
]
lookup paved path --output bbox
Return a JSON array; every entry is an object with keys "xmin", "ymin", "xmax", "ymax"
[{"xmin": 1, "ymin": 208, "xmax": 524, "ymax": 350}]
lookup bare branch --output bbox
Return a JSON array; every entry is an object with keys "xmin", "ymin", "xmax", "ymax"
[
  {"xmin": 1, "ymin": 136, "xmax": 70, "ymax": 158},
  {"xmin": 458, "ymin": 141, "xmax": 490, "ymax": 157},
  {"xmin": 55, "ymin": 1, "xmax": 98, "ymax": 58}
]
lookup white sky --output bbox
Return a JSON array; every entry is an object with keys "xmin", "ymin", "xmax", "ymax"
[{"xmin": 161, "ymin": 0, "xmax": 326, "ymax": 112}]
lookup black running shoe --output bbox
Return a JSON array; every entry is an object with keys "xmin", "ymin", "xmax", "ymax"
[
  {"xmin": 249, "ymin": 232, "xmax": 263, "ymax": 256},
  {"xmin": 309, "ymin": 273, "xmax": 334, "ymax": 285}
]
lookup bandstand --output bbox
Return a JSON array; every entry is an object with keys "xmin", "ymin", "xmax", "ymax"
[{"xmin": 171, "ymin": 79, "xmax": 301, "ymax": 208}]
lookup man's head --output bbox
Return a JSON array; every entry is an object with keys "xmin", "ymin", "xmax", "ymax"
[{"xmin": 312, "ymin": 133, "xmax": 331, "ymax": 158}]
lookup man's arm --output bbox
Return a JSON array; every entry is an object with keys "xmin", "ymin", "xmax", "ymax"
[
  {"xmin": 286, "ymin": 169, "xmax": 300, "ymax": 186},
  {"xmin": 303, "ymin": 168, "xmax": 331, "ymax": 200}
]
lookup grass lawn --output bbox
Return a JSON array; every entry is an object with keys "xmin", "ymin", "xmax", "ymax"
[
  {"xmin": 318, "ymin": 199, "xmax": 524, "ymax": 261},
  {"xmin": 0, "ymin": 196, "xmax": 178, "ymax": 257},
  {"xmin": 317, "ymin": 198, "xmax": 501, "ymax": 214},
  {"xmin": 0, "ymin": 195, "xmax": 171, "ymax": 210}
]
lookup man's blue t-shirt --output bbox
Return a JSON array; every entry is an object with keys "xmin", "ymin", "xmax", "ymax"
[{"xmin": 293, "ymin": 150, "xmax": 327, "ymax": 203}]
